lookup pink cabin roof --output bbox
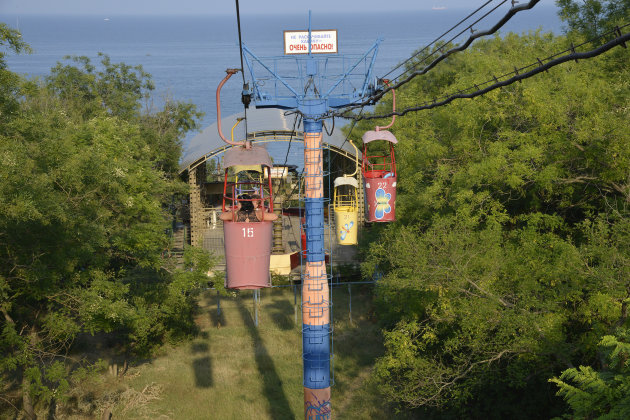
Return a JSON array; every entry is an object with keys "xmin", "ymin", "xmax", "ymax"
[
  {"xmin": 362, "ymin": 129, "xmax": 398, "ymax": 144},
  {"xmin": 223, "ymin": 145, "xmax": 272, "ymax": 169}
]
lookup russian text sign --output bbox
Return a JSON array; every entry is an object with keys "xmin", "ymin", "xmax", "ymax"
[{"xmin": 284, "ymin": 30, "xmax": 338, "ymax": 54}]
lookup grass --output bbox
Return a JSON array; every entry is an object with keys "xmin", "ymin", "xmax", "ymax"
[{"xmin": 111, "ymin": 285, "xmax": 393, "ymax": 419}]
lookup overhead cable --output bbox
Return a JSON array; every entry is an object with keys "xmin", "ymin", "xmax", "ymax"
[
  {"xmin": 381, "ymin": 0, "xmax": 497, "ymax": 80},
  {"xmin": 234, "ymin": 0, "xmax": 249, "ymax": 135},
  {"xmin": 343, "ymin": 25, "xmax": 630, "ymax": 121},
  {"xmin": 389, "ymin": 0, "xmax": 510, "ymax": 82},
  {"xmin": 328, "ymin": 107, "xmax": 365, "ymax": 179},
  {"xmin": 282, "ymin": 113, "xmax": 302, "ymax": 167},
  {"xmin": 325, "ymin": 0, "xmax": 542, "ymax": 119}
]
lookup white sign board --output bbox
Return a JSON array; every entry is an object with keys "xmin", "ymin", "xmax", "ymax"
[{"xmin": 284, "ymin": 30, "xmax": 338, "ymax": 55}]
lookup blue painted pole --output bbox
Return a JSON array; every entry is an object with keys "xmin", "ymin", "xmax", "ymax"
[{"xmin": 302, "ymin": 118, "xmax": 332, "ymax": 419}]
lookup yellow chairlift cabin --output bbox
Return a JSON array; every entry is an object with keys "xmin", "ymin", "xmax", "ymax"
[{"xmin": 333, "ymin": 140, "xmax": 360, "ymax": 245}]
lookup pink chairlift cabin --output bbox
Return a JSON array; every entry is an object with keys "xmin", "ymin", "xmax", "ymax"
[
  {"xmin": 220, "ymin": 146, "xmax": 277, "ymax": 289},
  {"xmin": 215, "ymin": 68, "xmax": 277, "ymax": 289}
]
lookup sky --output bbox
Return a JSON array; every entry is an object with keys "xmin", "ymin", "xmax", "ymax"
[{"xmin": 0, "ymin": 0, "xmax": 552, "ymax": 16}]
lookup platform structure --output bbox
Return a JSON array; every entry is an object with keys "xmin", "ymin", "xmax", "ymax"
[
  {"xmin": 241, "ymin": 12, "xmax": 381, "ymax": 419},
  {"xmin": 180, "ymin": 111, "xmax": 365, "ymax": 253}
]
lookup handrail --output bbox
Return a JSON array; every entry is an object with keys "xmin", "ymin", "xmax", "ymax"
[
  {"xmin": 375, "ymin": 80, "xmax": 395, "ymax": 132},
  {"xmin": 231, "ymin": 118, "xmax": 245, "ymax": 143},
  {"xmin": 345, "ymin": 140, "xmax": 359, "ymax": 178},
  {"xmin": 217, "ymin": 68, "xmax": 250, "ymax": 148}
]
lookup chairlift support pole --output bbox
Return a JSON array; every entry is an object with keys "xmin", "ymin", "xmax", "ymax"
[{"xmin": 240, "ymin": 11, "xmax": 382, "ymax": 418}]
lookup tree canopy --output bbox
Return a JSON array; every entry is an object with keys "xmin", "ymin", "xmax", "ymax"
[
  {"xmin": 0, "ymin": 29, "xmax": 211, "ymax": 418},
  {"xmin": 359, "ymin": 2, "xmax": 629, "ymax": 418}
]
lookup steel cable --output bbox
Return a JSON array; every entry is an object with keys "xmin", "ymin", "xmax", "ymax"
[
  {"xmin": 344, "ymin": 26, "xmax": 630, "ymax": 121},
  {"xmin": 234, "ymin": 0, "xmax": 249, "ymax": 136},
  {"xmin": 381, "ymin": 0, "xmax": 498, "ymax": 80},
  {"xmin": 323, "ymin": 0, "xmax": 542, "ymax": 119}
]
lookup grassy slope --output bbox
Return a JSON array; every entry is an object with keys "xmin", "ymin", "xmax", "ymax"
[{"xmin": 115, "ymin": 286, "xmax": 395, "ymax": 419}]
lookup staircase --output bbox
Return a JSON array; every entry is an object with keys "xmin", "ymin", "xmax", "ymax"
[{"xmin": 170, "ymin": 222, "xmax": 186, "ymax": 267}]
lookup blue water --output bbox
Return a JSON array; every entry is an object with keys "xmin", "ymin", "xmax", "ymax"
[{"xmin": 3, "ymin": 6, "xmax": 562, "ymax": 157}]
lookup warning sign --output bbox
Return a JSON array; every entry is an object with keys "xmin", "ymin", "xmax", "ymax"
[{"xmin": 284, "ymin": 30, "xmax": 338, "ymax": 55}]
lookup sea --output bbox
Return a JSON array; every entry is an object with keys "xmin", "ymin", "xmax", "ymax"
[{"xmin": 3, "ymin": 5, "xmax": 563, "ymax": 163}]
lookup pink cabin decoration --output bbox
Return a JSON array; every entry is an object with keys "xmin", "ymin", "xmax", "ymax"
[
  {"xmin": 362, "ymin": 130, "xmax": 397, "ymax": 222},
  {"xmin": 220, "ymin": 146, "xmax": 277, "ymax": 289}
]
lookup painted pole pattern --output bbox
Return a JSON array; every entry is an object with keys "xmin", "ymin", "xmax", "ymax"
[{"xmin": 302, "ymin": 122, "xmax": 332, "ymax": 419}]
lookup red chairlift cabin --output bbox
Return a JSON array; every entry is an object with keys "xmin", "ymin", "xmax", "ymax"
[
  {"xmin": 219, "ymin": 146, "xmax": 278, "ymax": 289},
  {"xmin": 362, "ymin": 131, "xmax": 397, "ymax": 222},
  {"xmin": 361, "ymin": 81, "xmax": 398, "ymax": 222}
]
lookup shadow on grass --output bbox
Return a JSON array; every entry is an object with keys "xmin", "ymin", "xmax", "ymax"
[
  {"xmin": 266, "ymin": 298, "xmax": 295, "ymax": 331},
  {"xmin": 206, "ymin": 291, "xmax": 227, "ymax": 328},
  {"xmin": 235, "ymin": 296, "xmax": 296, "ymax": 419},
  {"xmin": 191, "ymin": 341, "xmax": 213, "ymax": 388},
  {"xmin": 327, "ymin": 285, "xmax": 390, "ymax": 416}
]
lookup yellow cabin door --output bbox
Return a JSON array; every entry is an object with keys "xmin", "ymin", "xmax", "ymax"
[{"xmin": 335, "ymin": 207, "xmax": 358, "ymax": 245}]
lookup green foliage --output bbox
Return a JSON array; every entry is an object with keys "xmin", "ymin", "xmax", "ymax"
[
  {"xmin": 0, "ymin": 22, "xmax": 31, "ymax": 68},
  {"xmin": 0, "ymin": 30, "xmax": 210, "ymax": 414},
  {"xmin": 551, "ymin": 328, "xmax": 630, "ymax": 419},
  {"xmin": 362, "ymin": 26, "xmax": 630, "ymax": 418},
  {"xmin": 0, "ymin": 23, "xmax": 31, "ymax": 125},
  {"xmin": 556, "ymin": 0, "xmax": 630, "ymax": 40}
]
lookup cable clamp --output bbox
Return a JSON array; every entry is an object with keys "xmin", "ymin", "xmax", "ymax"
[
  {"xmin": 241, "ymin": 82, "xmax": 251, "ymax": 109},
  {"xmin": 514, "ymin": 67, "xmax": 522, "ymax": 83},
  {"xmin": 570, "ymin": 43, "xmax": 579, "ymax": 62}
]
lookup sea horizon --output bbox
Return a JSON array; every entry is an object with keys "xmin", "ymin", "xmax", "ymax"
[{"xmin": 2, "ymin": 7, "xmax": 564, "ymax": 161}]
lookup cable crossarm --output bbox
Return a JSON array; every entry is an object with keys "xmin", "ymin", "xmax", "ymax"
[
  {"xmin": 344, "ymin": 26, "xmax": 630, "ymax": 121},
  {"xmin": 325, "ymin": 0, "xmax": 541, "ymax": 119},
  {"xmin": 382, "ymin": 0, "xmax": 496, "ymax": 80}
]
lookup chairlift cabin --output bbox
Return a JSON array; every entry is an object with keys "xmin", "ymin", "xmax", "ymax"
[
  {"xmin": 362, "ymin": 129, "xmax": 397, "ymax": 222},
  {"xmin": 220, "ymin": 146, "xmax": 277, "ymax": 289},
  {"xmin": 362, "ymin": 81, "xmax": 398, "ymax": 223},
  {"xmin": 333, "ymin": 177, "xmax": 359, "ymax": 245},
  {"xmin": 333, "ymin": 140, "xmax": 360, "ymax": 245},
  {"xmin": 215, "ymin": 69, "xmax": 278, "ymax": 289}
]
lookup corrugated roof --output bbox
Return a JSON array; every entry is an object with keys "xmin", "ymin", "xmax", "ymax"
[{"xmin": 180, "ymin": 108, "xmax": 357, "ymax": 173}]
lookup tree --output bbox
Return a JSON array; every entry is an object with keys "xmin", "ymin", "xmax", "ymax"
[
  {"xmin": 556, "ymin": 0, "xmax": 630, "ymax": 41},
  {"xmin": 0, "ymin": 23, "xmax": 31, "ymax": 125},
  {"xmin": 362, "ymin": 28, "xmax": 629, "ymax": 418},
  {"xmin": 551, "ymin": 328, "xmax": 630, "ymax": 419},
  {"xmin": 0, "ymin": 38, "xmax": 208, "ymax": 417}
]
